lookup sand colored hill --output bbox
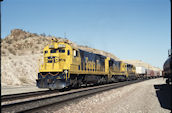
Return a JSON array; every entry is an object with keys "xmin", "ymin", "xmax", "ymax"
[
  {"xmin": 122, "ymin": 60, "xmax": 161, "ymax": 71},
  {"xmin": 1, "ymin": 29, "xmax": 119, "ymax": 60},
  {"xmin": 1, "ymin": 54, "xmax": 41, "ymax": 86}
]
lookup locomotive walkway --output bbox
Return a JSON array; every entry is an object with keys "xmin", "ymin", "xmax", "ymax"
[{"xmin": 1, "ymin": 79, "xmax": 149, "ymax": 113}]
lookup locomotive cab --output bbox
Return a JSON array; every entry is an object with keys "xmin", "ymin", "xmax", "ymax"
[
  {"xmin": 37, "ymin": 40, "xmax": 73, "ymax": 89},
  {"xmin": 41, "ymin": 42, "xmax": 72, "ymax": 72}
]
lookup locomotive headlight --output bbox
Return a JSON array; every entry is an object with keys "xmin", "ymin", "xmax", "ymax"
[
  {"xmin": 49, "ymin": 45, "xmax": 54, "ymax": 49},
  {"xmin": 58, "ymin": 44, "xmax": 66, "ymax": 48},
  {"xmin": 64, "ymin": 70, "xmax": 68, "ymax": 74}
]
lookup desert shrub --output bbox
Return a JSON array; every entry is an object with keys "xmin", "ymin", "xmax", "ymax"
[
  {"xmin": 42, "ymin": 38, "xmax": 46, "ymax": 41},
  {"xmin": 33, "ymin": 33, "xmax": 38, "ymax": 36},
  {"xmin": 17, "ymin": 44, "xmax": 23, "ymax": 50},
  {"xmin": 35, "ymin": 45, "xmax": 39, "ymax": 49},
  {"xmin": 31, "ymin": 50, "xmax": 34, "ymax": 54},
  {"xmin": 19, "ymin": 35, "xmax": 26, "ymax": 39},
  {"xmin": 13, "ymin": 37, "xmax": 18, "ymax": 42},
  {"xmin": 19, "ymin": 77, "xmax": 28, "ymax": 84},
  {"xmin": 25, "ymin": 40, "xmax": 28, "ymax": 43},
  {"xmin": 37, "ymin": 40, "xmax": 41, "ymax": 44},
  {"xmin": 40, "ymin": 33, "xmax": 46, "ymax": 37},
  {"xmin": 8, "ymin": 47, "xmax": 16, "ymax": 55},
  {"xmin": 6, "ymin": 39, "xmax": 12, "ymax": 44},
  {"xmin": 29, "ymin": 42, "xmax": 33, "ymax": 47},
  {"xmin": 3, "ymin": 45, "xmax": 8, "ymax": 49},
  {"xmin": 1, "ymin": 50, "xmax": 6, "ymax": 55}
]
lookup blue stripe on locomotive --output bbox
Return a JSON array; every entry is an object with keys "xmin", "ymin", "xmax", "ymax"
[{"xmin": 79, "ymin": 49, "xmax": 106, "ymax": 71}]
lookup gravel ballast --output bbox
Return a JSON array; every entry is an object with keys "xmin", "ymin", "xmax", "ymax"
[{"xmin": 52, "ymin": 78, "xmax": 170, "ymax": 113}]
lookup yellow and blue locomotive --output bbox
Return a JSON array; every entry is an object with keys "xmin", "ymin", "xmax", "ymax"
[{"xmin": 36, "ymin": 38, "xmax": 137, "ymax": 90}]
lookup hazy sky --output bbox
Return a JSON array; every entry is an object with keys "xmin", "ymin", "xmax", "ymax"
[{"xmin": 1, "ymin": 0, "xmax": 171, "ymax": 69}]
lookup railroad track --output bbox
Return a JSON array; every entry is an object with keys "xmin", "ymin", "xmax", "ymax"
[
  {"xmin": 2, "ymin": 89, "xmax": 56, "ymax": 102},
  {"xmin": 2, "ymin": 79, "xmax": 149, "ymax": 113}
]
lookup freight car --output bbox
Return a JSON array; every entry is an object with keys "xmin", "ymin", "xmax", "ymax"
[
  {"xmin": 36, "ymin": 39, "xmax": 137, "ymax": 90},
  {"xmin": 154, "ymin": 71, "xmax": 161, "ymax": 78},
  {"xmin": 159, "ymin": 71, "xmax": 162, "ymax": 77},
  {"xmin": 163, "ymin": 49, "xmax": 172, "ymax": 84},
  {"xmin": 135, "ymin": 66, "xmax": 146, "ymax": 79},
  {"xmin": 146, "ymin": 69, "xmax": 156, "ymax": 79}
]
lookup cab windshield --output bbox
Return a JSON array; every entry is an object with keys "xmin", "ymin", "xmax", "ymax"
[{"xmin": 50, "ymin": 49, "xmax": 65, "ymax": 53}]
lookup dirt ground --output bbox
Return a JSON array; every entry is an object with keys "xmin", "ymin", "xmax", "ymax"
[
  {"xmin": 50, "ymin": 78, "xmax": 171, "ymax": 113},
  {"xmin": 1, "ymin": 85, "xmax": 47, "ymax": 95}
]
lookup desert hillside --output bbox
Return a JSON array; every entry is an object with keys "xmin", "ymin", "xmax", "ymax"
[
  {"xmin": 1, "ymin": 29, "xmax": 119, "ymax": 59},
  {"xmin": 122, "ymin": 60, "xmax": 161, "ymax": 71}
]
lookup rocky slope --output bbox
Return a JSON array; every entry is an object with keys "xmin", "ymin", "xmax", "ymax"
[
  {"xmin": 1, "ymin": 29, "xmax": 119, "ymax": 59},
  {"xmin": 122, "ymin": 60, "xmax": 161, "ymax": 71}
]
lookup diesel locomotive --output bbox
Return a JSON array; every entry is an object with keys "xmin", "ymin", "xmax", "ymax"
[{"xmin": 36, "ymin": 39, "xmax": 138, "ymax": 90}]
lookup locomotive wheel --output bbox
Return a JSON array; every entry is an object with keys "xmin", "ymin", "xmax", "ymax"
[
  {"xmin": 73, "ymin": 82, "xmax": 81, "ymax": 89},
  {"xmin": 126, "ymin": 77, "xmax": 130, "ymax": 81},
  {"xmin": 49, "ymin": 88, "xmax": 53, "ymax": 90}
]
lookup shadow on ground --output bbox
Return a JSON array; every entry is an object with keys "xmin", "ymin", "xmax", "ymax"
[{"xmin": 154, "ymin": 84, "xmax": 172, "ymax": 111}]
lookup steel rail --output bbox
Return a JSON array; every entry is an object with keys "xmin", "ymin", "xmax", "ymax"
[{"xmin": 1, "ymin": 89, "xmax": 56, "ymax": 102}]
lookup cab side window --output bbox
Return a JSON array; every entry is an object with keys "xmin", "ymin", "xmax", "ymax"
[
  {"xmin": 73, "ymin": 50, "xmax": 78, "ymax": 57},
  {"xmin": 68, "ymin": 50, "xmax": 70, "ymax": 55},
  {"xmin": 76, "ymin": 51, "xmax": 78, "ymax": 56}
]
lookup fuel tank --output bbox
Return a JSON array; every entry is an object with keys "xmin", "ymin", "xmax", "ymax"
[{"xmin": 163, "ymin": 56, "xmax": 171, "ymax": 78}]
